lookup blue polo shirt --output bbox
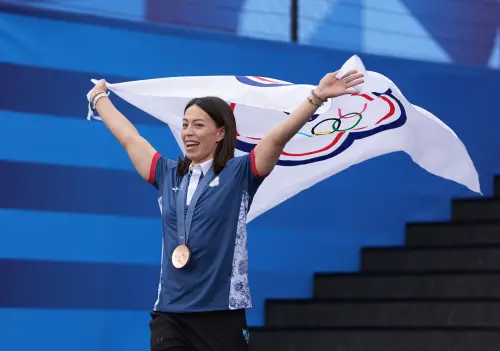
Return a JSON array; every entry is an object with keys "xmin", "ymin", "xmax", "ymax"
[{"xmin": 148, "ymin": 150, "xmax": 267, "ymax": 312}]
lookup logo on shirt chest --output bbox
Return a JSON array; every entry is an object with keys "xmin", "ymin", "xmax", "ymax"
[{"xmin": 209, "ymin": 176, "xmax": 220, "ymax": 187}]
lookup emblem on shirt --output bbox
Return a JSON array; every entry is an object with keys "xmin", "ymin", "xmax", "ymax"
[{"xmin": 209, "ymin": 176, "xmax": 219, "ymax": 187}]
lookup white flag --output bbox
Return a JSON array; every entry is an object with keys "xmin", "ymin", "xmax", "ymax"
[{"xmin": 90, "ymin": 55, "xmax": 480, "ymax": 222}]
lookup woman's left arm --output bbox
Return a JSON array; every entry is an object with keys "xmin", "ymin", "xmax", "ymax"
[{"xmin": 252, "ymin": 70, "xmax": 364, "ymax": 176}]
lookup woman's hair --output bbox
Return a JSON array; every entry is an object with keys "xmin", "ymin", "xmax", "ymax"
[{"xmin": 176, "ymin": 96, "xmax": 237, "ymax": 176}]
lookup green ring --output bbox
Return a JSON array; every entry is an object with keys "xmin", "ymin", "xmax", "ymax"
[{"xmin": 332, "ymin": 113, "xmax": 363, "ymax": 132}]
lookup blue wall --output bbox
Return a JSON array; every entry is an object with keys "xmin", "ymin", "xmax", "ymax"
[
  {"xmin": 1, "ymin": 0, "xmax": 499, "ymax": 68},
  {"xmin": 1, "ymin": 6, "xmax": 500, "ymax": 351}
]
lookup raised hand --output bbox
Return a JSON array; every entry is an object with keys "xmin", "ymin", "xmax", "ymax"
[
  {"xmin": 314, "ymin": 70, "xmax": 364, "ymax": 99},
  {"xmin": 88, "ymin": 79, "xmax": 108, "ymax": 100}
]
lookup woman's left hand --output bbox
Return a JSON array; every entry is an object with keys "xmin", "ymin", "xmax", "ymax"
[{"xmin": 314, "ymin": 70, "xmax": 364, "ymax": 100}]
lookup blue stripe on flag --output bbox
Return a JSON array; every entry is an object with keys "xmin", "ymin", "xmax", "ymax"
[
  {"xmin": 0, "ymin": 258, "xmax": 158, "ymax": 309},
  {"xmin": 0, "ymin": 160, "xmax": 160, "ymax": 217},
  {"xmin": 0, "ymin": 110, "xmax": 178, "ymax": 169},
  {"xmin": 0, "ymin": 209, "xmax": 161, "ymax": 264}
]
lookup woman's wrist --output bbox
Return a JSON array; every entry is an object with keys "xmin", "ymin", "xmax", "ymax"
[
  {"xmin": 313, "ymin": 87, "xmax": 326, "ymax": 101},
  {"xmin": 94, "ymin": 93, "xmax": 109, "ymax": 108},
  {"xmin": 88, "ymin": 89, "xmax": 106, "ymax": 102},
  {"xmin": 307, "ymin": 88, "xmax": 327, "ymax": 107},
  {"xmin": 88, "ymin": 90, "xmax": 109, "ymax": 111}
]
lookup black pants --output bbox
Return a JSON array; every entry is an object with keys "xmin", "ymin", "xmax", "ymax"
[{"xmin": 149, "ymin": 309, "xmax": 249, "ymax": 351}]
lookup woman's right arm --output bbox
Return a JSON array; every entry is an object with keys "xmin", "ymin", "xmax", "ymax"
[{"xmin": 89, "ymin": 80, "xmax": 158, "ymax": 182}]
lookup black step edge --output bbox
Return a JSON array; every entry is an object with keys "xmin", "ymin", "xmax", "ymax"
[
  {"xmin": 406, "ymin": 220, "xmax": 500, "ymax": 228},
  {"xmin": 451, "ymin": 198, "xmax": 500, "ymax": 219},
  {"xmin": 405, "ymin": 220, "xmax": 500, "ymax": 246},
  {"xmin": 452, "ymin": 198, "xmax": 500, "ymax": 204},
  {"xmin": 249, "ymin": 326, "xmax": 500, "ymax": 332},
  {"xmin": 493, "ymin": 176, "xmax": 500, "ymax": 197},
  {"xmin": 314, "ymin": 269, "xmax": 500, "ymax": 278},
  {"xmin": 265, "ymin": 297, "xmax": 500, "ymax": 305},
  {"xmin": 361, "ymin": 243, "xmax": 500, "ymax": 253}
]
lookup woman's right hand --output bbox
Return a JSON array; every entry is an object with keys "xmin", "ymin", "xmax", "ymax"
[{"xmin": 88, "ymin": 79, "xmax": 108, "ymax": 101}]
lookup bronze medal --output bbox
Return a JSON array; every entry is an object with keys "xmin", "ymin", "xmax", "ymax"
[
  {"xmin": 172, "ymin": 244, "xmax": 190, "ymax": 268},
  {"xmin": 174, "ymin": 167, "xmax": 215, "ymax": 270}
]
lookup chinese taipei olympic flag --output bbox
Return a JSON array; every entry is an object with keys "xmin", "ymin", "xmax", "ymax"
[{"xmin": 89, "ymin": 55, "xmax": 480, "ymax": 222}]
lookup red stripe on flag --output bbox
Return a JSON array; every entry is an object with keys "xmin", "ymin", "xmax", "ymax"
[
  {"xmin": 376, "ymin": 96, "xmax": 396, "ymax": 124},
  {"xmin": 281, "ymin": 132, "xmax": 345, "ymax": 157},
  {"xmin": 358, "ymin": 94, "xmax": 374, "ymax": 101},
  {"xmin": 253, "ymin": 76, "xmax": 280, "ymax": 83}
]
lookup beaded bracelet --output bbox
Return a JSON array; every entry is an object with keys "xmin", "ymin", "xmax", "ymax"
[
  {"xmin": 90, "ymin": 91, "xmax": 109, "ymax": 111},
  {"xmin": 307, "ymin": 96, "xmax": 322, "ymax": 107},
  {"xmin": 311, "ymin": 89, "xmax": 327, "ymax": 104},
  {"xmin": 307, "ymin": 89, "xmax": 326, "ymax": 107}
]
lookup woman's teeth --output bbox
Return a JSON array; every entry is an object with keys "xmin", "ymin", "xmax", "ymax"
[{"xmin": 186, "ymin": 141, "xmax": 199, "ymax": 149}]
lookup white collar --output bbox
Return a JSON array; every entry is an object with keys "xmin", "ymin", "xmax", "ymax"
[{"xmin": 190, "ymin": 158, "xmax": 213, "ymax": 175}]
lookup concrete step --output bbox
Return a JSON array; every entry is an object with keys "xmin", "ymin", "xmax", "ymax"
[
  {"xmin": 361, "ymin": 246, "xmax": 500, "ymax": 272},
  {"xmin": 452, "ymin": 199, "xmax": 500, "ymax": 221},
  {"xmin": 494, "ymin": 176, "xmax": 500, "ymax": 197},
  {"xmin": 405, "ymin": 222, "xmax": 500, "ymax": 247},
  {"xmin": 249, "ymin": 327, "xmax": 500, "ymax": 351},
  {"xmin": 313, "ymin": 271, "xmax": 500, "ymax": 299},
  {"xmin": 265, "ymin": 298, "xmax": 500, "ymax": 328}
]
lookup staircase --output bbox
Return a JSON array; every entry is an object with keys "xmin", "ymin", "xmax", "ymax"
[{"xmin": 249, "ymin": 176, "xmax": 500, "ymax": 351}]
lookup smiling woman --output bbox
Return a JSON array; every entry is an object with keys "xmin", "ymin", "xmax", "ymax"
[
  {"xmin": 86, "ymin": 71, "xmax": 363, "ymax": 351},
  {"xmin": 178, "ymin": 97, "xmax": 237, "ymax": 176}
]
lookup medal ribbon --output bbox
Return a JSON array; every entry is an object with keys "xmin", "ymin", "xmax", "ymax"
[{"xmin": 176, "ymin": 167, "xmax": 215, "ymax": 246}]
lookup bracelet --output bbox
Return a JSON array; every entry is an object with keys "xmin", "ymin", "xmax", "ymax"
[
  {"xmin": 311, "ymin": 89, "xmax": 327, "ymax": 104},
  {"xmin": 307, "ymin": 96, "xmax": 322, "ymax": 107},
  {"xmin": 91, "ymin": 91, "xmax": 109, "ymax": 111},
  {"xmin": 92, "ymin": 93, "xmax": 108, "ymax": 110},
  {"xmin": 87, "ymin": 89, "xmax": 105, "ymax": 102},
  {"xmin": 307, "ymin": 89, "xmax": 325, "ymax": 108},
  {"xmin": 86, "ymin": 89, "xmax": 108, "ymax": 122}
]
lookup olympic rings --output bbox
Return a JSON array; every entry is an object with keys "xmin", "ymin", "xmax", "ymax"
[
  {"xmin": 332, "ymin": 113, "xmax": 362, "ymax": 132},
  {"xmin": 310, "ymin": 113, "xmax": 363, "ymax": 136},
  {"xmin": 311, "ymin": 118, "xmax": 339, "ymax": 136}
]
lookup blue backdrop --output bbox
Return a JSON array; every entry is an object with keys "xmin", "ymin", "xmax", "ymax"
[
  {"xmin": 1, "ymin": 5, "xmax": 500, "ymax": 351},
  {"xmin": 1, "ymin": 0, "xmax": 498, "ymax": 68}
]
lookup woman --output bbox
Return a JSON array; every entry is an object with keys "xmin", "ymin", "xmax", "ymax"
[{"xmin": 87, "ymin": 69, "xmax": 363, "ymax": 351}]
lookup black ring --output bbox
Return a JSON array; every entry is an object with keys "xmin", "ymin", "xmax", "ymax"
[{"xmin": 311, "ymin": 118, "xmax": 342, "ymax": 135}]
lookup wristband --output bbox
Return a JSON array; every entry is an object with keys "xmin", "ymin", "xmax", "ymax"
[
  {"xmin": 311, "ymin": 89, "xmax": 327, "ymax": 103},
  {"xmin": 86, "ymin": 90, "xmax": 109, "ymax": 121},
  {"xmin": 91, "ymin": 91, "xmax": 108, "ymax": 110}
]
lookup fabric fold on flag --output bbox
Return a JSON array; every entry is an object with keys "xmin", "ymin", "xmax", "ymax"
[{"xmin": 88, "ymin": 55, "xmax": 480, "ymax": 222}]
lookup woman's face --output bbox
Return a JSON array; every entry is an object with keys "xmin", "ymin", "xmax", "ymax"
[{"xmin": 182, "ymin": 104, "xmax": 224, "ymax": 164}]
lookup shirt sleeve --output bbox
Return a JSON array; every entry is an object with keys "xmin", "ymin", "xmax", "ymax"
[
  {"xmin": 148, "ymin": 152, "xmax": 176, "ymax": 190},
  {"xmin": 234, "ymin": 149, "xmax": 270, "ymax": 197}
]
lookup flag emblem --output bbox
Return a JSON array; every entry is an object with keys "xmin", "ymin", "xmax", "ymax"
[{"xmin": 233, "ymin": 88, "xmax": 407, "ymax": 166}]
